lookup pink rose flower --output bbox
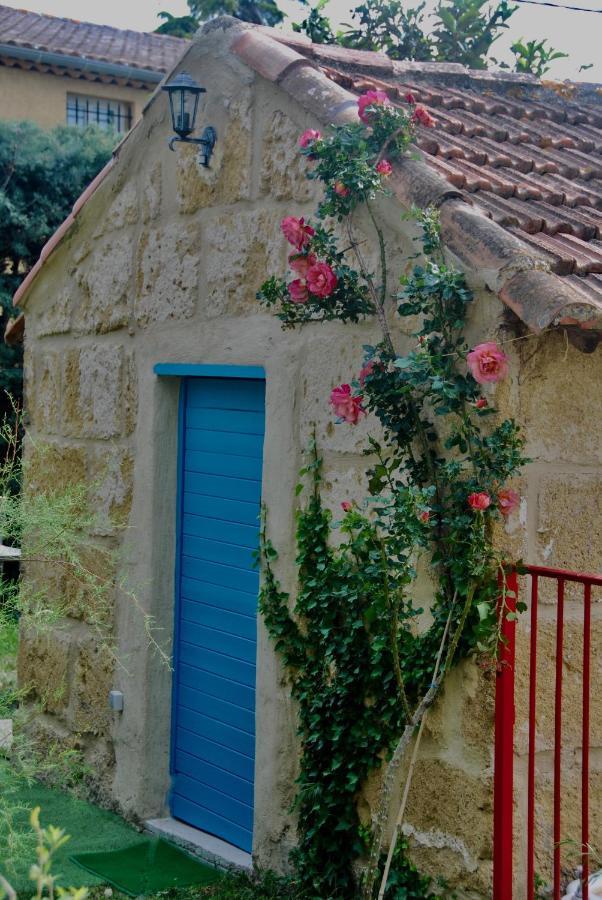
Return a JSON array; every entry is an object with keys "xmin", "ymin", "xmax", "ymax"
[
  {"xmin": 376, "ymin": 159, "xmax": 393, "ymax": 177},
  {"xmin": 468, "ymin": 492, "xmax": 491, "ymax": 512},
  {"xmin": 341, "ymin": 501, "xmax": 352, "ymax": 512},
  {"xmin": 497, "ymin": 488, "xmax": 520, "ymax": 517},
  {"xmin": 333, "ymin": 181, "xmax": 350, "ymax": 197},
  {"xmin": 411, "ymin": 105, "xmax": 436, "ymax": 128},
  {"xmin": 358, "ymin": 89, "xmax": 390, "ymax": 124},
  {"xmin": 358, "ymin": 360, "xmax": 375, "ymax": 386},
  {"xmin": 467, "ymin": 342, "xmax": 509, "ymax": 385},
  {"xmin": 475, "ymin": 397, "xmax": 488, "ymax": 409},
  {"xmin": 289, "ymin": 252, "xmax": 317, "ymax": 278},
  {"xmin": 419, "ymin": 510, "xmax": 431, "ymax": 524},
  {"xmin": 281, "ymin": 216, "xmax": 315, "ymax": 251},
  {"xmin": 299, "ymin": 128, "xmax": 321, "ymax": 148},
  {"xmin": 307, "ymin": 261, "xmax": 337, "ymax": 298},
  {"xmin": 288, "ymin": 279, "xmax": 309, "ymax": 304},
  {"xmin": 330, "ymin": 384, "xmax": 365, "ymax": 425}
]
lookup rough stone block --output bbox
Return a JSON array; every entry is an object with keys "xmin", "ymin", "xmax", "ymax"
[
  {"xmin": 142, "ymin": 161, "xmax": 162, "ymax": 224},
  {"xmin": 295, "ymin": 323, "xmax": 384, "ymax": 454},
  {"xmin": 18, "ymin": 626, "xmax": 71, "ymax": 715},
  {"xmin": 535, "ymin": 474, "xmax": 602, "ymax": 575},
  {"xmin": 123, "ymin": 352, "xmax": 138, "ymax": 437},
  {"xmin": 204, "ymin": 209, "xmax": 288, "ymax": 318},
  {"xmin": 73, "ymin": 237, "xmax": 131, "ymax": 334},
  {"xmin": 23, "ymin": 440, "xmax": 86, "ymax": 494},
  {"xmin": 29, "ymin": 352, "xmax": 61, "ymax": 434},
  {"xmin": 69, "ymin": 637, "xmax": 114, "ymax": 735},
  {"xmin": 93, "ymin": 181, "xmax": 139, "ymax": 238},
  {"xmin": 89, "ymin": 446, "xmax": 134, "ymax": 535},
  {"xmin": 260, "ymin": 110, "xmax": 319, "ymax": 202},
  {"xmin": 29, "ymin": 286, "xmax": 72, "ymax": 338},
  {"xmin": 135, "ymin": 223, "xmax": 198, "ymax": 325},
  {"xmin": 62, "ymin": 345, "xmax": 124, "ymax": 439},
  {"xmin": 176, "ymin": 99, "xmax": 252, "ymax": 214},
  {"xmin": 517, "ymin": 330, "xmax": 602, "ymax": 466}
]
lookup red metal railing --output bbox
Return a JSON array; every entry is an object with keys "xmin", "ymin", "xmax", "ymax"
[{"xmin": 494, "ymin": 565, "xmax": 602, "ymax": 900}]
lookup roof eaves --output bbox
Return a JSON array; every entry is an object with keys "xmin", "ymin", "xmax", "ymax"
[
  {"xmin": 231, "ymin": 25, "xmax": 602, "ymax": 340},
  {"xmin": 0, "ymin": 42, "xmax": 164, "ymax": 82},
  {"xmin": 12, "ymin": 156, "xmax": 115, "ymax": 310}
]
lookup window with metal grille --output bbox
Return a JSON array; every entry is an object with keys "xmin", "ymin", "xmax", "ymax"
[{"xmin": 66, "ymin": 94, "xmax": 132, "ymax": 132}]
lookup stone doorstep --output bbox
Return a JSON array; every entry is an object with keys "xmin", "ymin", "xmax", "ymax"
[{"xmin": 144, "ymin": 817, "xmax": 252, "ymax": 873}]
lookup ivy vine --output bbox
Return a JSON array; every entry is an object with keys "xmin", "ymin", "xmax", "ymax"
[{"xmin": 257, "ymin": 90, "xmax": 526, "ymax": 899}]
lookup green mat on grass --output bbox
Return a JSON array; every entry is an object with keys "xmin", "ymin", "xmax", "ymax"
[
  {"xmin": 70, "ymin": 838, "xmax": 222, "ymax": 896},
  {"xmin": 0, "ymin": 761, "xmax": 147, "ymax": 890}
]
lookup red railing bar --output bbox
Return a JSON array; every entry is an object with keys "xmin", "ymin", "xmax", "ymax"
[
  {"xmin": 553, "ymin": 578, "xmax": 565, "ymax": 900},
  {"xmin": 493, "ymin": 568, "xmax": 518, "ymax": 900},
  {"xmin": 527, "ymin": 574, "xmax": 539, "ymax": 900},
  {"xmin": 523, "ymin": 565, "xmax": 602, "ymax": 587},
  {"xmin": 582, "ymin": 581, "xmax": 592, "ymax": 900}
]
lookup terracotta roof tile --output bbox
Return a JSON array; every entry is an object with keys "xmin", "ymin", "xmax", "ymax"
[{"xmin": 0, "ymin": 4, "xmax": 187, "ymax": 75}]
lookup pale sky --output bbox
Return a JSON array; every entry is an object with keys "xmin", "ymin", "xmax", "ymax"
[{"xmin": 1, "ymin": 0, "xmax": 601, "ymax": 83}]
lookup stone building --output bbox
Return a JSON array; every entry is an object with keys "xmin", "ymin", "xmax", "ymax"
[
  {"xmin": 8, "ymin": 17, "xmax": 602, "ymax": 896},
  {"xmin": 0, "ymin": 4, "xmax": 185, "ymax": 131}
]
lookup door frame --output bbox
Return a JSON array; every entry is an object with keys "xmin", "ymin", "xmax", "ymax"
[{"xmin": 155, "ymin": 362, "xmax": 266, "ymax": 849}]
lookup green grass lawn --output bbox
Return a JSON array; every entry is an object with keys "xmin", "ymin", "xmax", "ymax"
[
  {"xmin": 0, "ymin": 760, "xmax": 148, "ymax": 890},
  {"xmin": 0, "ymin": 760, "xmax": 296, "ymax": 899}
]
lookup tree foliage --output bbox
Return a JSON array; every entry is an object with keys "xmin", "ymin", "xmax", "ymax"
[
  {"xmin": 196, "ymin": 0, "xmax": 284, "ymax": 25},
  {"xmin": 0, "ymin": 122, "xmax": 114, "ymax": 419},
  {"xmin": 155, "ymin": 10, "xmax": 199, "ymax": 36},
  {"xmin": 293, "ymin": 0, "xmax": 569, "ymax": 74}
]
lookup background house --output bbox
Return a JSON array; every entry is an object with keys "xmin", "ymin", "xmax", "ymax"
[
  {"xmin": 0, "ymin": 5, "xmax": 186, "ymax": 130},
  {"xmin": 9, "ymin": 17, "xmax": 602, "ymax": 896}
]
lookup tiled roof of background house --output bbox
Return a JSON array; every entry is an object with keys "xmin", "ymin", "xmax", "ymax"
[{"xmin": 0, "ymin": 4, "xmax": 187, "ymax": 75}]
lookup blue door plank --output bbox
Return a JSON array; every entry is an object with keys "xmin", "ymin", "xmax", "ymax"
[
  {"xmin": 180, "ymin": 640, "xmax": 256, "ymax": 687},
  {"xmin": 183, "ymin": 471, "xmax": 262, "ymax": 503},
  {"xmin": 173, "ymin": 773, "xmax": 253, "ymax": 830},
  {"xmin": 176, "ymin": 727, "xmax": 255, "ymax": 781},
  {"xmin": 180, "ymin": 621, "xmax": 256, "ymax": 665},
  {"xmin": 180, "ymin": 577, "xmax": 257, "ymax": 616},
  {"xmin": 181, "ymin": 556, "xmax": 259, "ymax": 594},
  {"xmin": 172, "ymin": 375, "xmax": 264, "ymax": 854},
  {"xmin": 182, "ymin": 535, "xmax": 256, "ymax": 572},
  {"xmin": 183, "ymin": 494, "xmax": 260, "ymax": 528},
  {"xmin": 174, "ymin": 750, "xmax": 254, "ymax": 806},
  {"xmin": 179, "ymin": 663, "xmax": 255, "ymax": 711},
  {"xmin": 185, "ymin": 407, "xmax": 265, "ymax": 435},
  {"xmin": 177, "ymin": 705, "xmax": 255, "ymax": 759},
  {"xmin": 182, "ymin": 516, "xmax": 259, "ymax": 549},
  {"xmin": 178, "ymin": 684, "xmax": 255, "ymax": 734},
  {"xmin": 171, "ymin": 794, "xmax": 252, "ymax": 853},
  {"xmin": 185, "ymin": 430, "xmax": 264, "ymax": 459},
  {"xmin": 185, "ymin": 450, "xmax": 262, "ymax": 481},
  {"xmin": 187, "ymin": 379, "xmax": 265, "ymax": 412},
  {"xmin": 181, "ymin": 598, "xmax": 256, "ymax": 642}
]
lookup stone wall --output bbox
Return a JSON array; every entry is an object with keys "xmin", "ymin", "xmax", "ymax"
[{"xmin": 17, "ymin": 24, "xmax": 602, "ymax": 897}]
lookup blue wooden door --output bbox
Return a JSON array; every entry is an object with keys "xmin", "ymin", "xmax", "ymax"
[{"xmin": 170, "ymin": 374, "xmax": 265, "ymax": 853}]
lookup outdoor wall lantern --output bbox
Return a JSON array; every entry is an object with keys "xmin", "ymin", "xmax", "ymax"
[{"xmin": 162, "ymin": 71, "xmax": 216, "ymax": 168}]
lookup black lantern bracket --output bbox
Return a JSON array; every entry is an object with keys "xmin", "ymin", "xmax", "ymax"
[
  {"xmin": 168, "ymin": 127, "xmax": 217, "ymax": 168},
  {"xmin": 162, "ymin": 72, "xmax": 217, "ymax": 168}
]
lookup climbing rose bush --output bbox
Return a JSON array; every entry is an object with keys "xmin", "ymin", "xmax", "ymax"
[
  {"xmin": 467, "ymin": 341, "xmax": 510, "ymax": 383},
  {"xmin": 257, "ymin": 89, "xmax": 526, "ymax": 900},
  {"xmin": 330, "ymin": 383, "xmax": 365, "ymax": 424}
]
